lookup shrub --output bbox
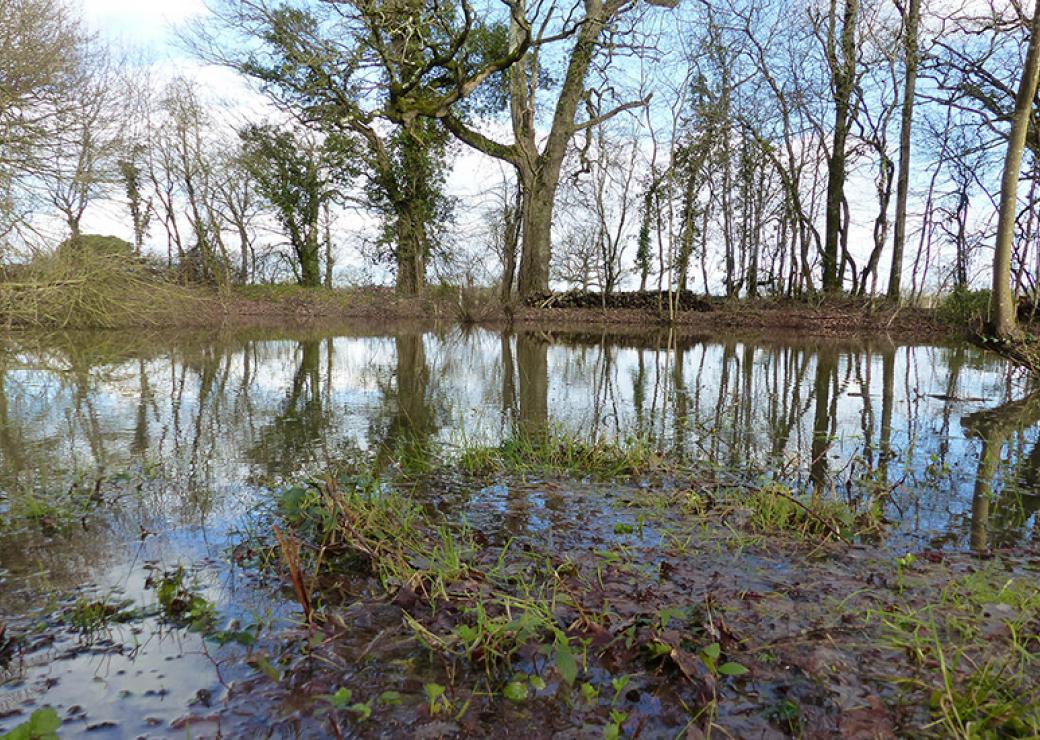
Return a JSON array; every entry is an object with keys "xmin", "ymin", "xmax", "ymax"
[
  {"xmin": 0, "ymin": 236, "xmax": 213, "ymax": 328},
  {"xmin": 937, "ymin": 287, "xmax": 991, "ymax": 325}
]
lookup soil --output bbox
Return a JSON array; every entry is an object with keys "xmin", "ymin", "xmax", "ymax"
[
  {"xmin": 222, "ymin": 287, "xmax": 956, "ymax": 341},
  {"xmin": 220, "ymin": 472, "xmax": 1040, "ymax": 738}
]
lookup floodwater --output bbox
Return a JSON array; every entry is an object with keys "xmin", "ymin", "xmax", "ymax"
[{"xmin": 0, "ymin": 322, "xmax": 1037, "ymax": 735}]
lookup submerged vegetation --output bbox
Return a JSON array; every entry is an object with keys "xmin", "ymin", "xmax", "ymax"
[{"xmin": 220, "ymin": 447, "xmax": 1040, "ymax": 737}]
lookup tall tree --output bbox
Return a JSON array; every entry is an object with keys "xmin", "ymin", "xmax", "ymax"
[
  {"xmin": 240, "ymin": 123, "xmax": 354, "ymax": 288},
  {"xmin": 196, "ymin": 0, "xmax": 505, "ymax": 294},
  {"xmin": 0, "ymin": 0, "xmax": 90, "ymax": 241},
  {"xmin": 886, "ymin": 0, "xmax": 920, "ymax": 299},
  {"xmin": 988, "ymin": 4, "xmax": 1040, "ymax": 338},
  {"xmin": 438, "ymin": 0, "xmax": 653, "ymax": 296},
  {"xmin": 817, "ymin": 0, "xmax": 861, "ymax": 293}
]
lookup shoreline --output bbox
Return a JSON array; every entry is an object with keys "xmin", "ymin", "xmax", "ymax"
[{"xmin": 220, "ymin": 288, "xmax": 959, "ymax": 341}]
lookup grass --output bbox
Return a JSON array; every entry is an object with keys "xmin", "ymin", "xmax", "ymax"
[
  {"xmin": 870, "ymin": 566, "xmax": 1040, "ymax": 738},
  {"xmin": 266, "ymin": 475, "xmax": 582, "ymax": 681},
  {"xmin": 737, "ymin": 480, "xmax": 885, "ymax": 543},
  {"xmin": 63, "ymin": 595, "xmax": 137, "ymax": 636},
  {"xmin": 233, "ymin": 283, "xmax": 362, "ymax": 307},
  {"xmin": 456, "ymin": 430, "xmax": 669, "ymax": 479},
  {"xmin": 237, "ymin": 454, "xmax": 1031, "ymax": 737}
]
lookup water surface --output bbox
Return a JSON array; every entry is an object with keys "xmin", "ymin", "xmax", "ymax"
[{"xmin": 0, "ymin": 323, "xmax": 1037, "ymax": 733}]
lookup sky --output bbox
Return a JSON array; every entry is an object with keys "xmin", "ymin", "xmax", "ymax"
[
  {"xmin": 82, "ymin": 0, "xmax": 207, "ymax": 46},
  {"xmin": 68, "ymin": 0, "xmax": 983, "ymax": 294}
]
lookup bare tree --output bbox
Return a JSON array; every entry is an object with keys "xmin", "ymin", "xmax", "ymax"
[
  {"xmin": 988, "ymin": 2, "xmax": 1040, "ymax": 338},
  {"xmin": 43, "ymin": 45, "xmax": 124, "ymax": 239},
  {"xmin": 886, "ymin": 0, "xmax": 920, "ymax": 299},
  {"xmin": 0, "ymin": 0, "xmax": 90, "ymax": 242}
]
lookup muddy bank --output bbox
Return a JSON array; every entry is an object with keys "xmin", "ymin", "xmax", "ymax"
[
  {"xmin": 0, "ymin": 275, "xmax": 967, "ymax": 340},
  {"xmin": 216, "ymin": 466, "xmax": 1040, "ymax": 738},
  {"xmin": 511, "ymin": 296, "xmax": 951, "ymax": 340},
  {"xmin": 226, "ymin": 288, "xmax": 957, "ymax": 341}
]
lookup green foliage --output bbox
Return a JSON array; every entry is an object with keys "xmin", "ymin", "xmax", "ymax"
[
  {"xmin": 366, "ymin": 120, "xmax": 455, "ymax": 275},
  {"xmin": 1, "ymin": 708, "xmax": 60, "ymax": 740},
  {"xmin": 64, "ymin": 596, "xmax": 136, "ymax": 635},
  {"xmin": 240, "ymin": 124, "xmax": 356, "ymax": 287},
  {"xmin": 698, "ymin": 643, "xmax": 748, "ymax": 677},
  {"xmin": 739, "ymin": 480, "xmax": 883, "ymax": 541},
  {"xmin": 320, "ymin": 687, "xmax": 373, "ymax": 719},
  {"xmin": 424, "ymin": 682, "xmax": 452, "ymax": 716},
  {"xmin": 937, "ymin": 287, "xmax": 991, "ymax": 325},
  {"xmin": 635, "ymin": 186, "xmax": 655, "ymax": 289},
  {"xmin": 147, "ymin": 567, "xmax": 217, "ymax": 633},
  {"xmin": 457, "ymin": 431, "xmax": 666, "ymax": 479},
  {"xmin": 229, "ymin": 2, "xmax": 456, "ymax": 292}
]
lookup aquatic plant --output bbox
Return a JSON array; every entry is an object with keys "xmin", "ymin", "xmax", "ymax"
[
  {"xmin": 63, "ymin": 596, "xmax": 136, "ymax": 636},
  {"xmin": 146, "ymin": 567, "xmax": 217, "ymax": 633},
  {"xmin": 456, "ymin": 430, "xmax": 668, "ymax": 479},
  {"xmin": 0, "ymin": 707, "xmax": 61, "ymax": 739}
]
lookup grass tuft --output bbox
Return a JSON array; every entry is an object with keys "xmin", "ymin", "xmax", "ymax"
[{"xmin": 456, "ymin": 430, "xmax": 667, "ymax": 479}]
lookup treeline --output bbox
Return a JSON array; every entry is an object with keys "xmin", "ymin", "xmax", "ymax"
[{"xmin": 1, "ymin": 0, "xmax": 1039, "ymax": 325}]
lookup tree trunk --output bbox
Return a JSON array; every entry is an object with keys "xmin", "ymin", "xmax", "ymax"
[
  {"xmin": 862, "ymin": 155, "xmax": 893, "ymax": 295},
  {"xmin": 823, "ymin": 117, "xmax": 849, "ymax": 293},
  {"xmin": 395, "ymin": 204, "xmax": 426, "ymax": 295},
  {"xmin": 676, "ymin": 178, "xmax": 697, "ymax": 294},
  {"xmin": 517, "ymin": 177, "xmax": 554, "ymax": 297},
  {"xmin": 323, "ymin": 201, "xmax": 334, "ymax": 289},
  {"xmin": 500, "ymin": 184, "xmax": 522, "ymax": 304},
  {"xmin": 887, "ymin": 0, "xmax": 920, "ymax": 300},
  {"xmin": 989, "ymin": 6, "xmax": 1040, "ymax": 338},
  {"xmin": 822, "ymin": 0, "xmax": 858, "ymax": 294},
  {"xmin": 237, "ymin": 222, "xmax": 250, "ymax": 283},
  {"xmin": 298, "ymin": 231, "xmax": 322, "ymax": 287}
]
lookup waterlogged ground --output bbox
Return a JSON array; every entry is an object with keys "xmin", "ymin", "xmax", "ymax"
[{"xmin": 0, "ymin": 323, "xmax": 1037, "ymax": 737}]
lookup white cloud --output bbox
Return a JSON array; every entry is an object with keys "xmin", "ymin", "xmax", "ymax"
[{"xmin": 81, "ymin": 0, "xmax": 208, "ymax": 47}]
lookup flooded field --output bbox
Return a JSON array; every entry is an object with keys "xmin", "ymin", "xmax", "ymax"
[{"xmin": 0, "ymin": 324, "xmax": 1037, "ymax": 737}]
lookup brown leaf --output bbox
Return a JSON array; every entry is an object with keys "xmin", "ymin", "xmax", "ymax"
[{"xmin": 670, "ymin": 646, "xmax": 717, "ymax": 699}]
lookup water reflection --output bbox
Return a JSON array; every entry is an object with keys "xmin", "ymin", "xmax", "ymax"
[
  {"xmin": 0, "ymin": 325, "xmax": 1037, "ymax": 585},
  {"xmin": 962, "ymin": 391, "xmax": 1040, "ymax": 550}
]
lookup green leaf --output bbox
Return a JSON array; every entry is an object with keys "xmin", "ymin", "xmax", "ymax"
[
  {"xmin": 321, "ymin": 687, "xmax": 353, "ymax": 709},
  {"xmin": 645, "ymin": 640, "xmax": 671, "ymax": 658},
  {"xmin": 529, "ymin": 675, "xmax": 546, "ymax": 691},
  {"xmin": 580, "ymin": 682, "xmax": 600, "ymax": 704},
  {"xmin": 702, "ymin": 643, "xmax": 721, "ymax": 660},
  {"xmin": 2, "ymin": 708, "xmax": 61, "ymax": 740},
  {"xmin": 378, "ymin": 690, "xmax": 402, "ymax": 705},
  {"xmin": 718, "ymin": 661, "xmax": 749, "ymax": 676},
  {"xmin": 348, "ymin": 701, "xmax": 372, "ymax": 721},
  {"xmin": 503, "ymin": 680, "xmax": 529, "ymax": 702},
  {"xmin": 611, "ymin": 675, "xmax": 630, "ymax": 694},
  {"xmin": 555, "ymin": 638, "xmax": 578, "ymax": 686}
]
